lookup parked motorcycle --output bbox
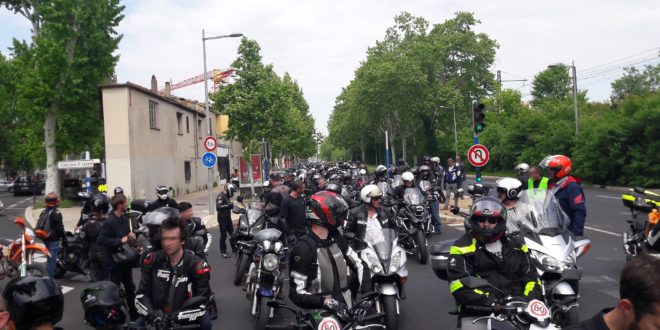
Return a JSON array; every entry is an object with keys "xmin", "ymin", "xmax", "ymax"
[
  {"xmin": 54, "ymin": 231, "xmax": 89, "ymax": 279},
  {"xmin": 233, "ymin": 197, "xmax": 268, "ymax": 286},
  {"xmin": 456, "ymin": 276, "xmax": 559, "ymax": 330},
  {"xmin": 263, "ymin": 292, "xmax": 385, "ymax": 330},
  {"xmin": 621, "ymin": 187, "xmax": 660, "ymax": 260},
  {"xmin": 245, "ymin": 228, "xmax": 288, "ymax": 329},
  {"xmin": 394, "ymin": 187, "xmax": 429, "ymax": 264},
  {"xmin": 0, "ymin": 217, "xmax": 48, "ymax": 278},
  {"xmin": 353, "ymin": 228, "xmax": 408, "ymax": 330}
]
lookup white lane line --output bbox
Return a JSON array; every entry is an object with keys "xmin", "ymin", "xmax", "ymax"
[
  {"xmin": 596, "ymin": 195, "xmax": 620, "ymax": 200},
  {"xmin": 61, "ymin": 286, "xmax": 74, "ymax": 294},
  {"xmin": 7, "ymin": 204, "xmax": 18, "ymax": 208},
  {"xmin": 585, "ymin": 226, "xmax": 622, "ymax": 237},
  {"xmin": 447, "ymin": 223, "xmax": 464, "ymax": 227},
  {"xmin": 601, "ymin": 275, "xmax": 617, "ymax": 282}
]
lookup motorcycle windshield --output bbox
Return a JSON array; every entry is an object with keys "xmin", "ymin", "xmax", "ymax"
[
  {"xmin": 515, "ymin": 190, "xmax": 570, "ymax": 232},
  {"xmin": 377, "ymin": 182, "xmax": 392, "ymax": 195},
  {"xmin": 247, "ymin": 202, "xmax": 265, "ymax": 225},
  {"xmin": 391, "ymin": 175, "xmax": 403, "ymax": 189},
  {"xmin": 254, "ymin": 228, "xmax": 282, "ymax": 243},
  {"xmin": 404, "ymin": 188, "xmax": 424, "ymax": 206},
  {"xmin": 419, "ymin": 180, "xmax": 433, "ymax": 192},
  {"xmin": 365, "ymin": 228, "xmax": 397, "ymax": 261}
]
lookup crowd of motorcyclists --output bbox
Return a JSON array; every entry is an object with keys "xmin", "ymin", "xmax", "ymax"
[{"xmin": 2, "ymin": 153, "xmax": 660, "ymax": 330}]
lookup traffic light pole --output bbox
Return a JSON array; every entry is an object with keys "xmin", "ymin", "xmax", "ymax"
[{"xmin": 472, "ymin": 100, "xmax": 482, "ymax": 182}]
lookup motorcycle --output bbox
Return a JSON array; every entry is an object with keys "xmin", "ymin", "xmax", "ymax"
[
  {"xmin": 263, "ymin": 292, "xmax": 385, "ymax": 330},
  {"xmin": 394, "ymin": 187, "xmax": 429, "ymax": 264},
  {"xmin": 0, "ymin": 217, "xmax": 49, "ymax": 278},
  {"xmin": 352, "ymin": 228, "xmax": 408, "ymax": 330},
  {"xmin": 418, "ymin": 178, "xmax": 442, "ymax": 234},
  {"xmin": 621, "ymin": 187, "xmax": 660, "ymax": 260},
  {"xmin": 54, "ymin": 231, "xmax": 89, "ymax": 279},
  {"xmin": 233, "ymin": 196, "xmax": 271, "ymax": 286},
  {"xmin": 455, "ymin": 276, "xmax": 559, "ymax": 330},
  {"xmin": 245, "ymin": 228, "xmax": 288, "ymax": 329}
]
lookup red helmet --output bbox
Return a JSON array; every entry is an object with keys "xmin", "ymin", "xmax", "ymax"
[
  {"xmin": 309, "ymin": 191, "xmax": 349, "ymax": 229},
  {"xmin": 541, "ymin": 155, "xmax": 572, "ymax": 179}
]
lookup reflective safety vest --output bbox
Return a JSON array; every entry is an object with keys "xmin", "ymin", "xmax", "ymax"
[
  {"xmin": 528, "ymin": 177, "xmax": 549, "ymax": 200},
  {"xmin": 528, "ymin": 177, "xmax": 549, "ymax": 190}
]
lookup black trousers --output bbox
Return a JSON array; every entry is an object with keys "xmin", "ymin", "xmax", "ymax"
[
  {"xmin": 111, "ymin": 266, "xmax": 138, "ymax": 319},
  {"xmin": 218, "ymin": 215, "xmax": 236, "ymax": 253}
]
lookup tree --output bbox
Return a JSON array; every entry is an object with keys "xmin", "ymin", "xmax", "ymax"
[
  {"xmin": 2, "ymin": 0, "xmax": 124, "ymax": 194},
  {"xmin": 531, "ymin": 64, "xmax": 572, "ymax": 103},
  {"xmin": 611, "ymin": 64, "xmax": 660, "ymax": 101}
]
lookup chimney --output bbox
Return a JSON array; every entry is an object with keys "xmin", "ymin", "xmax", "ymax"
[
  {"xmin": 150, "ymin": 75, "xmax": 157, "ymax": 93},
  {"xmin": 164, "ymin": 81, "xmax": 171, "ymax": 96}
]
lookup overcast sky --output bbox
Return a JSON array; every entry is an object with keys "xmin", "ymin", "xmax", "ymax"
[{"xmin": 1, "ymin": 0, "xmax": 658, "ymax": 134}]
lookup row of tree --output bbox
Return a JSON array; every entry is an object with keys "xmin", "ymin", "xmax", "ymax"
[
  {"xmin": 211, "ymin": 38, "xmax": 318, "ymax": 165},
  {"xmin": 323, "ymin": 11, "xmax": 659, "ymax": 187}
]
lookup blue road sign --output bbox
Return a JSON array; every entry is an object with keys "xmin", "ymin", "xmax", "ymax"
[{"xmin": 201, "ymin": 152, "xmax": 217, "ymax": 168}]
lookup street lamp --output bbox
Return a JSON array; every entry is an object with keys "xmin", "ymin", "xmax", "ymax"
[
  {"xmin": 548, "ymin": 61, "xmax": 579, "ymax": 138},
  {"xmin": 202, "ymin": 29, "xmax": 242, "ymax": 215},
  {"xmin": 434, "ymin": 105, "xmax": 459, "ymax": 158}
]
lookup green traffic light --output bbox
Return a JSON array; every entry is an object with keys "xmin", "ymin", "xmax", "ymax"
[
  {"xmin": 476, "ymin": 122, "xmax": 486, "ymax": 133},
  {"xmin": 476, "ymin": 176, "xmax": 482, "ymax": 182}
]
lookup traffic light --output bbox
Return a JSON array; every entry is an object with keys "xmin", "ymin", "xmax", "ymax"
[
  {"xmin": 473, "ymin": 103, "xmax": 486, "ymax": 133},
  {"xmin": 475, "ymin": 168, "xmax": 482, "ymax": 182}
]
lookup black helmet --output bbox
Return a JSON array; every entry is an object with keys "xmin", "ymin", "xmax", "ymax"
[
  {"xmin": 469, "ymin": 197, "xmax": 508, "ymax": 244},
  {"xmin": 91, "ymin": 193, "xmax": 110, "ymax": 214},
  {"xmin": 397, "ymin": 158, "xmax": 407, "ymax": 166},
  {"xmin": 326, "ymin": 182, "xmax": 342, "ymax": 194},
  {"xmin": 341, "ymin": 171, "xmax": 352, "ymax": 181},
  {"xmin": 225, "ymin": 183, "xmax": 237, "ymax": 198},
  {"xmin": 155, "ymin": 185, "xmax": 170, "ymax": 200},
  {"xmin": 81, "ymin": 281, "xmax": 127, "ymax": 328},
  {"xmin": 113, "ymin": 187, "xmax": 124, "ymax": 195},
  {"xmin": 3, "ymin": 276, "xmax": 63, "ymax": 329},
  {"xmin": 143, "ymin": 207, "xmax": 181, "ymax": 248},
  {"xmin": 309, "ymin": 191, "xmax": 349, "ymax": 229}
]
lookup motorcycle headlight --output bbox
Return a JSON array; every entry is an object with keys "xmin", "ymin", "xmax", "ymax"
[
  {"xmin": 262, "ymin": 240, "xmax": 272, "ymax": 252},
  {"xmin": 533, "ymin": 251, "xmax": 565, "ymax": 272},
  {"xmin": 273, "ymin": 241, "xmax": 283, "ymax": 253},
  {"xmin": 366, "ymin": 252, "xmax": 382, "ymax": 274},
  {"xmin": 262, "ymin": 253, "xmax": 279, "ymax": 272},
  {"xmin": 389, "ymin": 251, "xmax": 402, "ymax": 274}
]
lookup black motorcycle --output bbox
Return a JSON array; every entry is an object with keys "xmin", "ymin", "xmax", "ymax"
[
  {"xmin": 54, "ymin": 231, "xmax": 89, "ymax": 279},
  {"xmin": 233, "ymin": 197, "xmax": 269, "ymax": 286},
  {"xmin": 394, "ymin": 187, "xmax": 429, "ymax": 264}
]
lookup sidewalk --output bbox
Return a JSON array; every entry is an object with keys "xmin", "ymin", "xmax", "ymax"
[
  {"xmin": 439, "ymin": 194, "xmax": 472, "ymax": 224},
  {"xmin": 24, "ymin": 188, "xmax": 239, "ymax": 230}
]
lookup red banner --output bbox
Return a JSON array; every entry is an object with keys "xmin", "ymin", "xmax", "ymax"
[{"xmin": 239, "ymin": 155, "xmax": 262, "ymax": 184}]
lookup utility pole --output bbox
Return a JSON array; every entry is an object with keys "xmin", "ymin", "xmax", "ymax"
[
  {"xmin": 571, "ymin": 61, "xmax": 579, "ymax": 139},
  {"xmin": 385, "ymin": 131, "xmax": 390, "ymax": 177}
]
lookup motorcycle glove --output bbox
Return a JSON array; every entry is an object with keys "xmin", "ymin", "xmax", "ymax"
[
  {"xmin": 324, "ymin": 298, "xmax": 350, "ymax": 323},
  {"xmin": 147, "ymin": 310, "xmax": 164, "ymax": 322}
]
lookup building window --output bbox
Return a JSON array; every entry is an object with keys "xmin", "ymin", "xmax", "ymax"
[
  {"xmin": 184, "ymin": 161, "xmax": 191, "ymax": 182},
  {"xmin": 176, "ymin": 113, "xmax": 183, "ymax": 135},
  {"xmin": 149, "ymin": 101, "xmax": 159, "ymax": 129},
  {"xmin": 198, "ymin": 119, "xmax": 203, "ymax": 139},
  {"xmin": 186, "ymin": 116, "xmax": 190, "ymax": 133}
]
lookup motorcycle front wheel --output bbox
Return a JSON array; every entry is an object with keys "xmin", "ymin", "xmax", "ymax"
[
  {"xmin": 252, "ymin": 294, "xmax": 271, "ymax": 330},
  {"xmin": 415, "ymin": 230, "xmax": 429, "ymax": 264},
  {"xmin": 382, "ymin": 295, "xmax": 399, "ymax": 330},
  {"xmin": 234, "ymin": 252, "xmax": 251, "ymax": 286}
]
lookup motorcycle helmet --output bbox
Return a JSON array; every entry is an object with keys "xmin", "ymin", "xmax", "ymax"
[
  {"xmin": 419, "ymin": 165, "xmax": 432, "ymax": 178},
  {"xmin": 326, "ymin": 182, "xmax": 342, "ymax": 194},
  {"xmin": 375, "ymin": 165, "xmax": 387, "ymax": 177},
  {"xmin": 540, "ymin": 155, "xmax": 572, "ymax": 180},
  {"xmin": 45, "ymin": 192, "xmax": 60, "ymax": 207},
  {"xmin": 469, "ymin": 197, "xmax": 508, "ymax": 244},
  {"xmin": 3, "ymin": 276, "xmax": 63, "ymax": 330},
  {"xmin": 360, "ymin": 184, "xmax": 383, "ymax": 204},
  {"xmin": 113, "ymin": 187, "xmax": 124, "ymax": 195},
  {"xmin": 81, "ymin": 281, "xmax": 127, "ymax": 328},
  {"xmin": 263, "ymin": 180, "xmax": 270, "ymax": 188},
  {"xmin": 155, "ymin": 185, "xmax": 170, "ymax": 200},
  {"xmin": 225, "ymin": 183, "xmax": 237, "ymax": 198},
  {"xmin": 514, "ymin": 163, "xmax": 530, "ymax": 175},
  {"xmin": 91, "ymin": 193, "xmax": 111, "ymax": 214},
  {"xmin": 312, "ymin": 173, "xmax": 323, "ymax": 182},
  {"xmin": 423, "ymin": 155, "xmax": 432, "ymax": 164},
  {"xmin": 341, "ymin": 171, "xmax": 353, "ymax": 184},
  {"xmin": 495, "ymin": 178, "xmax": 523, "ymax": 200},
  {"xmin": 308, "ymin": 191, "xmax": 349, "ymax": 229},
  {"xmin": 144, "ymin": 207, "xmax": 181, "ymax": 248},
  {"xmin": 359, "ymin": 169, "xmax": 367, "ymax": 176},
  {"xmin": 401, "ymin": 171, "xmax": 415, "ymax": 184},
  {"xmin": 431, "ymin": 157, "xmax": 440, "ymax": 164}
]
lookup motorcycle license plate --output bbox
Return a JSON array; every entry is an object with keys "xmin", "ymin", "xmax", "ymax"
[{"xmin": 317, "ymin": 317, "xmax": 341, "ymax": 330}]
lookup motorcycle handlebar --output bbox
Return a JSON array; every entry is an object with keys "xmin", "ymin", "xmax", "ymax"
[{"xmin": 357, "ymin": 312, "xmax": 385, "ymax": 324}]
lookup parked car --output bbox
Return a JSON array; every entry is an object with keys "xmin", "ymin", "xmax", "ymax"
[
  {"xmin": 12, "ymin": 177, "xmax": 44, "ymax": 197},
  {"xmin": 62, "ymin": 178, "xmax": 83, "ymax": 200},
  {"xmin": 0, "ymin": 179, "xmax": 13, "ymax": 193}
]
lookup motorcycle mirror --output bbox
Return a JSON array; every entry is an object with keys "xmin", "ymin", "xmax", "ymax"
[
  {"xmin": 237, "ymin": 196, "xmax": 244, "ymax": 203},
  {"xmin": 634, "ymin": 187, "xmax": 645, "ymax": 194}
]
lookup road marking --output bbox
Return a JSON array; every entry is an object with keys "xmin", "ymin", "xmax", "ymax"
[
  {"xmin": 447, "ymin": 223, "xmax": 464, "ymax": 227},
  {"xmin": 7, "ymin": 204, "xmax": 18, "ymax": 208},
  {"xmin": 596, "ymin": 195, "xmax": 620, "ymax": 200},
  {"xmin": 585, "ymin": 226, "xmax": 622, "ymax": 237},
  {"xmin": 601, "ymin": 275, "xmax": 617, "ymax": 282},
  {"xmin": 61, "ymin": 286, "xmax": 74, "ymax": 294},
  {"xmin": 20, "ymin": 197, "xmax": 32, "ymax": 203}
]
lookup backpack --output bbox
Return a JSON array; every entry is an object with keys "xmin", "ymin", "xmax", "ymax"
[{"xmin": 35, "ymin": 209, "xmax": 54, "ymax": 240}]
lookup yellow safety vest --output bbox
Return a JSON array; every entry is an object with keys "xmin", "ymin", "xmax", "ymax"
[{"xmin": 528, "ymin": 177, "xmax": 549, "ymax": 190}]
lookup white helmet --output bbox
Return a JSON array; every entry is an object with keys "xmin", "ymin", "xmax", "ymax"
[
  {"xmin": 496, "ymin": 177, "xmax": 523, "ymax": 200},
  {"xmin": 359, "ymin": 169, "xmax": 366, "ymax": 175},
  {"xmin": 360, "ymin": 184, "xmax": 383, "ymax": 204},
  {"xmin": 431, "ymin": 157, "xmax": 440, "ymax": 163},
  {"xmin": 514, "ymin": 163, "xmax": 530, "ymax": 174},
  {"xmin": 263, "ymin": 180, "xmax": 270, "ymax": 187},
  {"xmin": 401, "ymin": 171, "xmax": 415, "ymax": 183}
]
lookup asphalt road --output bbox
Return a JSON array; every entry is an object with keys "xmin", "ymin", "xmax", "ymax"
[{"xmin": 0, "ymin": 186, "xmax": 632, "ymax": 329}]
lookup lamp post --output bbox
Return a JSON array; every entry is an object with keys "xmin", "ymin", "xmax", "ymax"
[
  {"xmin": 435, "ymin": 105, "xmax": 459, "ymax": 158},
  {"xmin": 202, "ymin": 29, "xmax": 242, "ymax": 214},
  {"xmin": 548, "ymin": 61, "xmax": 579, "ymax": 138}
]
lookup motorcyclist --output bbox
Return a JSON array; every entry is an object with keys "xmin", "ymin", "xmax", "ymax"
[
  {"xmin": 147, "ymin": 185, "xmax": 178, "ymax": 212},
  {"xmin": 265, "ymin": 173, "xmax": 290, "ymax": 215},
  {"xmin": 370, "ymin": 165, "xmax": 388, "ymax": 184},
  {"xmin": 346, "ymin": 185, "xmax": 397, "ymax": 242},
  {"xmin": 2, "ymin": 275, "xmax": 64, "ymax": 330},
  {"xmin": 447, "ymin": 197, "xmax": 542, "ymax": 329},
  {"xmin": 393, "ymin": 171, "xmax": 417, "ymax": 200},
  {"xmin": 515, "ymin": 163, "xmax": 530, "ymax": 190},
  {"xmin": 79, "ymin": 194, "xmax": 111, "ymax": 281},
  {"xmin": 143, "ymin": 207, "xmax": 205, "ymax": 259},
  {"xmin": 178, "ymin": 202, "xmax": 212, "ymax": 256},
  {"xmin": 495, "ymin": 178, "xmax": 534, "ymax": 233},
  {"xmin": 396, "ymin": 159, "xmax": 409, "ymax": 174},
  {"xmin": 311, "ymin": 173, "xmax": 327, "ymax": 194},
  {"xmin": 216, "ymin": 184, "xmax": 237, "ymax": 258},
  {"xmin": 289, "ymin": 191, "xmax": 369, "ymax": 321},
  {"xmin": 75, "ymin": 191, "xmax": 94, "ymax": 230},
  {"xmin": 134, "ymin": 216, "xmax": 212, "ymax": 330},
  {"xmin": 418, "ymin": 165, "xmax": 443, "ymax": 234},
  {"xmin": 540, "ymin": 155, "xmax": 587, "ymax": 236}
]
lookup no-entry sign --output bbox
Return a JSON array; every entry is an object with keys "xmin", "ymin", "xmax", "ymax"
[
  {"xmin": 468, "ymin": 144, "xmax": 490, "ymax": 167},
  {"xmin": 204, "ymin": 136, "xmax": 217, "ymax": 152}
]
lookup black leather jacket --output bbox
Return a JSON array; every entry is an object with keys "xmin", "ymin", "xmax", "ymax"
[
  {"xmin": 216, "ymin": 192, "xmax": 233, "ymax": 219},
  {"xmin": 148, "ymin": 198, "xmax": 178, "ymax": 212},
  {"xmin": 135, "ymin": 249, "xmax": 211, "ymax": 316}
]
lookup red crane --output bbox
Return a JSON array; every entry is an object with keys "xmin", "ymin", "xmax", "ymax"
[{"xmin": 160, "ymin": 68, "xmax": 237, "ymax": 93}]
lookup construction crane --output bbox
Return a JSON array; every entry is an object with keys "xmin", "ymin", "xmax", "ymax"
[{"xmin": 160, "ymin": 68, "xmax": 237, "ymax": 93}]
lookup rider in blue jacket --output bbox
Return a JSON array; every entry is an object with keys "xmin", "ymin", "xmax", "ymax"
[{"xmin": 540, "ymin": 155, "xmax": 587, "ymax": 236}]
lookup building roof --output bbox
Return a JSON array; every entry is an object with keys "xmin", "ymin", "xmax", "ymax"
[{"xmin": 99, "ymin": 82, "xmax": 207, "ymax": 117}]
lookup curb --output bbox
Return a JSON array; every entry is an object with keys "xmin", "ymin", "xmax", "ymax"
[{"xmin": 440, "ymin": 212, "xmax": 464, "ymax": 224}]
